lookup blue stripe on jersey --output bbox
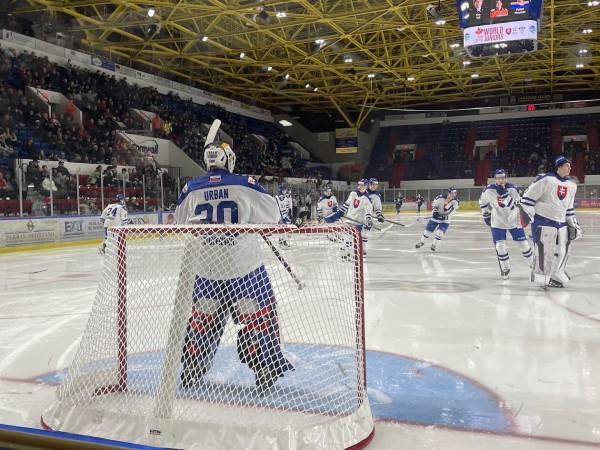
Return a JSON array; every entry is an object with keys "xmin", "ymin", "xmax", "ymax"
[
  {"xmin": 178, "ymin": 169, "xmax": 267, "ymax": 205},
  {"xmin": 520, "ymin": 197, "xmax": 535, "ymax": 206}
]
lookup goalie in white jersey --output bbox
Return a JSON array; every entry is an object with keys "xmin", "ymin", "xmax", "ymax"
[
  {"xmin": 415, "ymin": 187, "xmax": 460, "ymax": 251},
  {"xmin": 175, "ymin": 138, "xmax": 293, "ymax": 393},
  {"xmin": 479, "ymin": 169, "xmax": 533, "ymax": 280},
  {"xmin": 98, "ymin": 194, "xmax": 130, "ymax": 255},
  {"xmin": 520, "ymin": 155, "xmax": 583, "ymax": 288}
]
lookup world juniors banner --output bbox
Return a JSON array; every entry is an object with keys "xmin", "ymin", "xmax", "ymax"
[{"xmin": 463, "ymin": 20, "xmax": 537, "ymax": 47}]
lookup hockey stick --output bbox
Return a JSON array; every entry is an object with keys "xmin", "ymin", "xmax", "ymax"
[
  {"xmin": 384, "ymin": 217, "xmax": 426, "ymax": 228},
  {"xmin": 343, "ymin": 217, "xmax": 389, "ymax": 232},
  {"xmin": 205, "ymin": 119, "xmax": 222, "ymax": 145},
  {"xmin": 261, "ymin": 234, "xmax": 306, "ymax": 290}
]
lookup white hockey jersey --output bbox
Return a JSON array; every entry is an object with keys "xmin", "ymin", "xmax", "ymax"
[
  {"xmin": 176, "ymin": 169, "xmax": 282, "ymax": 279},
  {"xmin": 479, "ymin": 182, "xmax": 522, "ymax": 229},
  {"xmin": 340, "ymin": 190, "xmax": 373, "ymax": 225},
  {"xmin": 317, "ymin": 193, "xmax": 339, "ymax": 219},
  {"xmin": 431, "ymin": 195, "xmax": 459, "ymax": 223},
  {"xmin": 368, "ymin": 190, "xmax": 384, "ymax": 220},
  {"xmin": 275, "ymin": 193, "xmax": 293, "ymax": 223},
  {"xmin": 100, "ymin": 202, "xmax": 130, "ymax": 228},
  {"xmin": 520, "ymin": 173, "xmax": 577, "ymax": 225}
]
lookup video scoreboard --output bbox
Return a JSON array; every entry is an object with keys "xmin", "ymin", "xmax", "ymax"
[{"xmin": 457, "ymin": 0, "xmax": 544, "ymax": 57}]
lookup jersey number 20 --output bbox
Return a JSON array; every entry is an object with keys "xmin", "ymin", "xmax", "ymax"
[{"xmin": 194, "ymin": 201, "xmax": 238, "ymax": 223}]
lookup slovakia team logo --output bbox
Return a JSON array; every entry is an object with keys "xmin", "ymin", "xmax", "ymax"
[
  {"xmin": 210, "ymin": 175, "xmax": 221, "ymax": 183},
  {"xmin": 353, "ymin": 198, "xmax": 360, "ymax": 208},
  {"xmin": 556, "ymin": 185, "xmax": 568, "ymax": 200}
]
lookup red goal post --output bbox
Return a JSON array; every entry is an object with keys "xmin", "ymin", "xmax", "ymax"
[{"xmin": 42, "ymin": 224, "xmax": 374, "ymax": 449}]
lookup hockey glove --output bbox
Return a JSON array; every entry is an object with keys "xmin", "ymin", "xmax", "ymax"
[
  {"xmin": 365, "ymin": 218, "xmax": 373, "ymax": 231},
  {"xmin": 377, "ymin": 214, "xmax": 385, "ymax": 223},
  {"xmin": 329, "ymin": 211, "xmax": 341, "ymax": 222},
  {"xmin": 332, "ymin": 205, "xmax": 338, "ymax": 213},
  {"xmin": 432, "ymin": 212, "xmax": 447, "ymax": 221},
  {"xmin": 317, "ymin": 216, "xmax": 323, "ymax": 224},
  {"xmin": 482, "ymin": 211, "xmax": 491, "ymax": 227}
]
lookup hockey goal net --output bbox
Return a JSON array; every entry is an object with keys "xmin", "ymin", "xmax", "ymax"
[{"xmin": 42, "ymin": 224, "xmax": 374, "ymax": 449}]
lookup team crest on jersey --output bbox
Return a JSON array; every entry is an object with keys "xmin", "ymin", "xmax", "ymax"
[
  {"xmin": 556, "ymin": 185, "xmax": 568, "ymax": 200},
  {"xmin": 248, "ymin": 176, "xmax": 256, "ymax": 185},
  {"xmin": 209, "ymin": 175, "xmax": 221, "ymax": 183},
  {"xmin": 353, "ymin": 198, "xmax": 360, "ymax": 208}
]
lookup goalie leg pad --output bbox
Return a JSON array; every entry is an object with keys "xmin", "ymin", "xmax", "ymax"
[
  {"xmin": 181, "ymin": 278, "xmax": 231, "ymax": 386},
  {"xmin": 231, "ymin": 266, "xmax": 294, "ymax": 380},
  {"xmin": 549, "ymin": 226, "xmax": 570, "ymax": 284},
  {"xmin": 531, "ymin": 225, "xmax": 558, "ymax": 285}
]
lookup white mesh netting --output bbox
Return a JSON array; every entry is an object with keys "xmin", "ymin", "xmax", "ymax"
[{"xmin": 42, "ymin": 224, "xmax": 374, "ymax": 449}]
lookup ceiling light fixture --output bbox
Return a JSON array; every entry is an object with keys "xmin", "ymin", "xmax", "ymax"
[{"xmin": 147, "ymin": 7, "xmax": 155, "ymax": 17}]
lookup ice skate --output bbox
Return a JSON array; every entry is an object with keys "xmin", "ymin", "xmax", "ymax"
[
  {"xmin": 430, "ymin": 244, "xmax": 436, "ymax": 252},
  {"xmin": 415, "ymin": 242, "xmax": 424, "ymax": 249},
  {"xmin": 501, "ymin": 269, "xmax": 510, "ymax": 280},
  {"xmin": 547, "ymin": 278, "xmax": 564, "ymax": 288}
]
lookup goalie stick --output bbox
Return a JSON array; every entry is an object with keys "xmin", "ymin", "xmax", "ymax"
[
  {"xmin": 262, "ymin": 234, "xmax": 306, "ymax": 290},
  {"xmin": 205, "ymin": 119, "xmax": 222, "ymax": 145}
]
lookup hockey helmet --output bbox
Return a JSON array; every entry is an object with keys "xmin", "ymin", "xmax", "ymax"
[
  {"xmin": 204, "ymin": 141, "xmax": 236, "ymax": 173},
  {"xmin": 279, "ymin": 184, "xmax": 291, "ymax": 195},
  {"xmin": 494, "ymin": 169, "xmax": 507, "ymax": 183},
  {"xmin": 322, "ymin": 185, "xmax": 332, "ymax": 195},
  {"xmin": 368, "ymin": 178, "xmax": 379, "ymax": 190},
  {"xmin": 357, "ymin": 179, "xmax": 369, "ymax": 191},
  {"xmin": 447, "ymin": 187, "xmax": 457, "ymax": 195},
  {"xmin": 115, "ymin": 194, "xmax": 125, "ymax": 205}
]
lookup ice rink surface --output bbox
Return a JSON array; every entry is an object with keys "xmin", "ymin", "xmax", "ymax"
[{"xmin": 1, "ymin": 211, "xmax": 599, "ymax": 449}]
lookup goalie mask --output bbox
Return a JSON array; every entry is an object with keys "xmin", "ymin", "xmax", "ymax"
[{"xmin": 204, "ymin": 141, "xmax": 236, "ymax": 173}]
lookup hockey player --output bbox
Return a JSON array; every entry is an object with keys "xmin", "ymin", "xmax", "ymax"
[
  {"xmin": 275, "ymin": 183, "xmax": 293, "ymax": 247},
  {"xmin": 332, "ymin": 179, "xmax": 373, "ymax": 257},
  {"xmin": 415, "ymin": 187, "xmax": 459, "ymax": 252},
  {"xmin": 479, "ymin": 169, "xmax": 533, "ymax": 280},
  {"xmin": 316, "ymin": 185, "xmax": 339, "ymax": 223},
  {"xmin": 395, "ymin": 193, "xmax": 404, "ymax": 215},
  {"xmin": 99, "ymin": 194, "xmax": 130, "ymax": 255},
  {"xmin": 367, "ymin": 178, "xmax": 386, "ymax": 224},
  {"xmin": 175, "ymin": 139, "xmax": 294, "ymax": 393},
  {"xmin": 416, "ymin": 193, "xmax": 425, "ymax": 213},
  {"xmin": 520, "ymin": 155, "xmax": 583, "ymax": 288}
]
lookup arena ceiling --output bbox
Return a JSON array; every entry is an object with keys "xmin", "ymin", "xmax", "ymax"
[{"xmin": 6, "ymin": 0, "xmax": 600, "ymax": 127}]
